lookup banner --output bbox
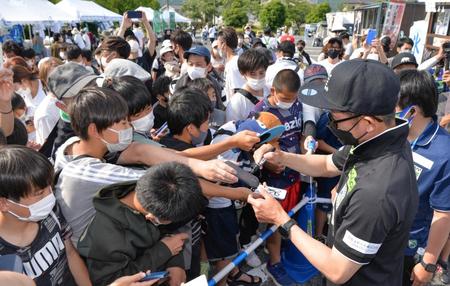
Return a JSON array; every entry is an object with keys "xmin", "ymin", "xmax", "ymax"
[
  {"xmin": 153, "ymin": 11, "xmax": 162, "ymax": 33},
  {"xmin": 409, "ymin": 20, "xmax": 428, "ymax": 64},
  {"xmin": 169, "ymin": 12, "xmax": 176, "ymax": 30},
  {"xmin": 381, "ymin": 2, "xmax": 406, "ymax": 50}
]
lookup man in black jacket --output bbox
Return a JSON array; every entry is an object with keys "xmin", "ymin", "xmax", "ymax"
[
  {"xmin": 250, "ymin": 59, "xmax": 419, "ymax": 286},
  {"xmin": 78, "ymin": 162, "xmax": 208, "ymax": 286}
]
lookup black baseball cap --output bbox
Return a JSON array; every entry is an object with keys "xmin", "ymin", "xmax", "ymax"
[
  {"xmin": 299, "ymin": 59, "xmax": 400, "ymax": 116},
  {"xmin": 391, "ymin": 52, "xmax": 418, "ymax": 70}
]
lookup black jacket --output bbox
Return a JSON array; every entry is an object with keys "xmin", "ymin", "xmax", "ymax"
[{"xmin": 77, "ymin": 181, "xmax": 184, "ymax": 285}]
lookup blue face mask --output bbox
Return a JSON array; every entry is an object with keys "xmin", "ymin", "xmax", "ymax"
[
  {"xmin": 396, "ymin": 105, "xmax": 415, "ymax": 126},
  {"xmin": 189, "ymin": 126, "xmax": 208, "ymax": 146}
]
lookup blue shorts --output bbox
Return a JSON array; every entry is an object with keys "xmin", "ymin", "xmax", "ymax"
[{"xmin": 203, "ymin": 205, "xmax": 240, "ymax": 261}]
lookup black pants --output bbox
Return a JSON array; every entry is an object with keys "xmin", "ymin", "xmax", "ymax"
[
  {"xmin": 402, "ymin": 255, "xmax": 416, "ymax": 286},
  {"xmin": 238, "ymin": 204, "xmax": 259, "ymax": 246}
]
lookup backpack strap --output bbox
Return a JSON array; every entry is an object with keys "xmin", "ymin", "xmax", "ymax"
[
  {"xmin": 236, "ymin": 88, "xmax": 260, "ymax": 105},
  {"xmin": 212, "ymin": 128, "xmax": 235, "ymax": 139}
]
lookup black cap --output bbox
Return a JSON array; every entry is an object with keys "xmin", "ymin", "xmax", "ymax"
[
  {"xmin": 299, "ymin": 59, "xmax": 400, "ymax": 116},
  {"xmin": 48, "ymin": 63, "xmax": 99, "ymax": 100},
  {"xmin": 391, "ymin": 52, "xmax": 418, "ymax": 70}
]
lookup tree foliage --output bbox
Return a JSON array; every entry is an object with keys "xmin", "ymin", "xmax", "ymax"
[
  {"xmin": 305, "ymin": 2, "xmax": 331, "ymax": 23},
  {"xmin": 285, "ymin": 0, "xmax": 312, "ymax": 27},
  {"xmin": 49, "ymin": 0, "xmax": 160, "ymax": 14},
  {"xmin": 182, "ymin": 0, "xmax": 219, "ymax": 24},
  {"xmin": 259, "ymin": 0, "xmax": 286, "ymax": 31},
  {"xmin": 222, "ymin": 0, "xmax": 248, "ymax": 27}
]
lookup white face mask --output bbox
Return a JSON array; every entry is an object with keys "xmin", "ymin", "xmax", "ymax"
[
  {"xmin": 16, "ymin": 87, "xmax": 32, "ymax": 98},
  {"xmin": 100, "ymin": 57, "xmax": 109, "ymax": 70},
  {"xmin": 59, "ymin": 52, "xmax": 66, "ymax": 60},
  {"xmin": 101, "ymin": 127, "xmax": 133, "ymax": 153},
  {"xmin": 8, "ymin": 192, "xmax": 56, "ymax": 222},
  {"xmin": 275, "ymin": 98, "xmax": 294, "ymax": 110},
  {"xmin": 132, "ymin": 112, "xmax": 154, "ymax": 134},
  {"xmin": 367, "ymin": 53, "xmax": 379, "ymax": 61},
  {"xmin": 246, "ymin": 77, "xmax": 266, "ymax": 91},
  {"xmin": 218, "ymin": 48, "xmax": 224, "ymax": 58},
  {"xmin": 187, "ymin": 66, "xmax": 207, "ymax": 80}
]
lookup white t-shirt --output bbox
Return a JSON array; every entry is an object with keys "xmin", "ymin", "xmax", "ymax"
[
  {"xmin": 21, "ymin": 81, "xmax": 46, "ymax": 118},
  {"xmin": 208, "ymin": 27, "xmax": 216, "ymax": 39},
  {"xmin": 350, "ymin": 47, "xmax": 365, "ymax": 60},
  {"xmin": 224, "ymin": 55, "xmax": 246, "ymax": 104},
  {"xmin": 265, "ymin": 57, "xmax": 304, "ymax": 88},
  {"xmin": 73, "ymin": 33, "xmax": 85, "ymax": 50},
  {"xmin": 318, "ymin": 59, "xmax": 343, "ymax": 75},
  {"xmin": 225, "ymin": 88, "xmax": 266, "ymax": 122},
  {"xmin": 33, "ymin": 95, "xmax": 60, "ymax": 145},
  {"xmin": 344, "ymin": 42, "xmax": 353, "ymax": 57}
]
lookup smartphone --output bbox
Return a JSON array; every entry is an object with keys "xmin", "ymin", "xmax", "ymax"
[
  {"xmin": 140, "ymin": 271, "xmax": 169, "ymax": 281},
  {"xmin": 127, "ymin": 10, "xmax": 142, "ymax": 19},
  {"xmin": 366, "ymin": 29, "xmax": 377, "ymax": 45},
  {"xmin": 155, "ymin": 122, "xmax": 168, "ymax": 137}
]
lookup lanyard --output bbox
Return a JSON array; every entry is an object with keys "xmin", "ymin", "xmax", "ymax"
[{"xmin": 410, "ymin": 121, "xmax": 434, "ymax": 150}]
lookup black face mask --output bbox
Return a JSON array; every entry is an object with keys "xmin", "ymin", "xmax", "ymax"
[
  {"xmin": 298, "ymin": 47, "xmax": 304, "ymax": 52},
  {"xmin": 327, "ymin": 113, "xmax": 367, "ymax": 146},
  {"xmin": 327, "ymin": 48, "xmax": 340, "ymax": 59}
]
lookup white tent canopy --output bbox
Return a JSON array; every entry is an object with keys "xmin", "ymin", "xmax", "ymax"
[
  {"xmin": 56, "ymin": 0, "xmax": 122, "ymax": 22},
  {"xmin": 136, "ymin": 6, "xmax": 191, "ymax": 23},
  {"xmin": 0, "ymin": 0, "xmax": 78, "ymax": 25}
]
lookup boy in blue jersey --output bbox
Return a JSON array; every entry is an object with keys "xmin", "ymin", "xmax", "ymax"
[
  {"xmin": 253, "ymin": 69, "xmax": 302, "ymax": 285},
  {"xmin": 396, "ymin": 70, "xmax": 450, "ymax": 286}
]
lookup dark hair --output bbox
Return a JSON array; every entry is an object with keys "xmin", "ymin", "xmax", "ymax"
[
  {"xmin": 81, "ymin": 49, "xmax": 93, "ymax": 62},
  {"xmin": 68, "ymin": 87, "xmax": 129, "ymax": 140},
  {"xmin": 277, "ymin": 41, "xmax": 295, "ymax": 58},
  {"xmin": 256, "ymin": 47, "xmax": 274, "ymax": 65},
  {"xmin": 397, "ymin": 37, "xmax": 414, "ymax": 49},
  {"xmin": 238, "ymin": 48, "xmax": 270, "ymax": 75},
  {"xmin": 66, "ymin": 45, "xmax": 82, "ymax": 61},
  {"xmin": 102, "ymin": 36, "xmax": 131, "ymax": 59},
  {"xmin": 136, "ymin": 162, "xmax": 206, "ymax": 222},
  {"xmin": 104, "ymin": 76, "xmax": 152, "ymax": 116},
  {"xmin": 167, "ymin": 87, "xmax": 212, "ymax": 135},
  {"xmin": 398, "ymin": 70, "xmax": 437, "ymax": 117},
  {"xmin": 22, "ymin": 48, "xmax": 35, "ymax": 60},
  {"xmin": 186, "ymin": 78, "xmax": 214, "ymax": 93},
  {"xmin": 170, "ymin": 30, "xmax": 193, "ymax": 51},
  {"xmin": 339, "ymin": 32, "xmax": 350, "ymax": 40},
  {"xmin": 0, "ymin": 145, "xmax": 54, "ymax": 201},
  {"xmin": 124, "ymin": 29, "xmax": 138, "ymax": 42},
  {"xmin": 2, "ymin": 40, "xmax": 22, "ymax": 57},
  {"xmin": 11, "ymin": 92, "xmax": 26, "ymax": 111},
  {"xmin": 6, "ymin": 118, "xmax": 28, "ymax": 146},
  {"xmin": 0, "ymin": 129, "xmax": 6, "ymax": 146},
  {"xmin": 3, "ymin": 56, "xmax": 28, "ymax": 70},
  {"xmin": 12, "ymin": 65, "xmax": 38, "ymax": 83},
  {"xmin": 297, "ymin": 39, "xmax": 306, "ymax": 46},
  {"xmin": 323, "ymin": 37, "xmax": 344, "ymax": 59},
  {"xmin": 218, "ymin": 27, "xmax": 238, "ymax": 50},
  {"xmin": 273, "ymin": 69, "xmax": 301, "ymax": 92},
  {"xmin": 152, "ymin": 76, "xmax": 172, "ymax": 96},
  {"xmin": 53, "ymin": 33, "xmax": 61, "ymax": 42}
]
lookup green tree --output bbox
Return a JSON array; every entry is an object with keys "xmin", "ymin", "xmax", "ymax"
[
  {"xmin": 305, "ymin": 2, "xmax": 331, "ymax": 23},
  {"xmin": 285, "ymin": 0, "xmax": 311, "ymax": 27},
  {"xmin": 259, "ymin": 0, "xmax": 286, "ymax": 31},
  {"xmin": 182, "ymin": 0, "xmax": 219, "ymax": 24},
  {"xmin": 223, "ymin": 0, "xmax": 248, "ymax": 27}
]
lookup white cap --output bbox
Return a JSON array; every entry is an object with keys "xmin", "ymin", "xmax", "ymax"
[
  {"xmin": 162, "ymin": 39, "xmax": 172, "ymax": 48},
  {"xmin": 160, "ymin": 46, "xmax": 173, "ymax": 56}
]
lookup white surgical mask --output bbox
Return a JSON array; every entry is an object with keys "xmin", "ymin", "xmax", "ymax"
[
  {"xmin": 218, "ymin": 48, "xmax": 224, "ymax": 58},
  {"xmin": 8, "ymin": 192, "xmax": 56, "ymax": 222},
  {"xmin": 59, "ymin": 52, "xmax": 66, "ymax": 60},
  {"xmin": 101, "ymin": 127, "xmax": 133, "ymax": 153},
  {"xmin": 187, "ymin": 66, "xmax": 207, "ymax": 80},
  {"xmin": 132, "ymin": 112, "xmax": 154, "ymax": 134},
  {"xmin": 246, "ymin": 77, "xmax": 266, "ymax": 91},
  {"xmin": 367, "ymin": 53, "xmax": 379, "ymax": 61},
  {"xmin": 16, "ymin": 87, "xmax": 32, "ymax": 98},
  {"xmin": 275, "ymin": 99, "xmax": 294, "ymax": 110},
  {"xmin": 100, "ymin": 57, "xmax": 109, "ymax": 69}
]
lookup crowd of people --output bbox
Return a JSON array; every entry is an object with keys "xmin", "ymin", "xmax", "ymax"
[{"xmin": 0, "ymin": 12, "xmax": 449, "ymax": 286}]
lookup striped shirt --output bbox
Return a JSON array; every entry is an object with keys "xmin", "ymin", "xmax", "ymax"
[{"xmin": 54, "ymin": 137, "xmax": 145, "ymax": 245}]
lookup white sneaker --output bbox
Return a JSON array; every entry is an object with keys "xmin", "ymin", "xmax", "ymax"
[{"xmin": 245, "ymin": 250, "xmax": 262, "ymax": 267}]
